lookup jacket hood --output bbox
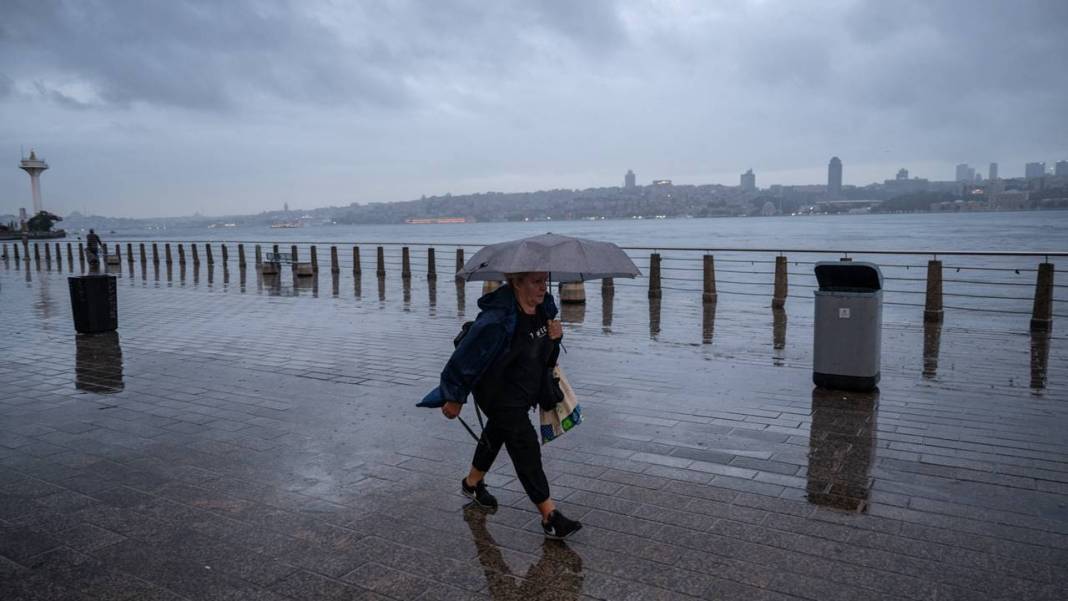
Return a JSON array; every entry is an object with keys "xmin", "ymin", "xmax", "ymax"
[{"xmin": 477, "ymin": 283, "xmax": 558, "ymax": 319}]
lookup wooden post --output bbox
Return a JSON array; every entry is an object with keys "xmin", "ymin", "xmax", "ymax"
[
  {"xmin": 139, "ymin": 243, "xmax": 146, "ymax": 264},
  {"xmin": 924, "ymin": 260, "xmax": 944, "ymax": 323},
  {"xmin": 352, "ymin": 246, "xmax": 361, "ymax": 274},
  {"xmin": 401, "ymin": 246, "xmax": 411, "ymax": 280},
  {"xmin": 376, "ymin": 246, "xmax": 385, "ymax": 277},
  {"xmin": 112, "ymin": 243, "xmax": 120, "ymax": 262},
  {"xmin": 68, "ymin": 243, "xmax": 74, "ymax": 265},
  {"xmin": 152, "ymin": 243, "xmax": 160, "ymax": 265},
  {"xmin": 272, "ymin": 244, "xmax": 279, "ymax": 259},
  {"xmin": 191, "ymin": 243, "xmax": 199, "ymax": 266},
  {"xmin": 290, "ymin": 245, "xmax": 298, "ymax": 263},
  {"xmin": 206, "ymin": 244, "xmax": 214, "ymax": 266},
  {"xmin": 238, "ymin": 244, "xmax": 246, "ymax": 269},
  {"xmin": 55, "ymin": 243, "xmax": 62, "ymax": 267},
  {"xmin": 1030, "ymin": 263, "xmax": 1055, "ymax": 332},
  {"xmin": 44, "ymin": 242, "xmax": 51, "ymax": 264},
  {"xmin": 1, "ymin": 243, "xmax": 7, "ymax": 261},
  {"xmin": 34, "ymin": 243, "xmax": 41, "ymax": 262},
  {"xmin": 310, "ymin": 245, "xmax": 318, "ymax": 272},
  {"xmin": 602, "ymin": 277, "xmax": 614, "ymax": 297},
  {"xmin": 12, "ymin": 243, "xmax": 18, "ymax": 261},
  {"xmin": 455, "ymin": 248, "xmax": 465, "ymax": 282},
  {"xmin": 427, "ymin": 247, "xmax": 437, "ymax": 280},
  {"xmin": 703, "ymin": 255, "xmax": 717, "ymax": 304},
  {"xmin": 648, "ymin": 253, "xmax": 662, "ymax": 299},
  {"xmin": 81, "ymin": 242, "xmax": 87, "ymax": 262},
  {"xmin": 178, "ymin": 244, "xmax": 186, "ymax": 266},
  {"xmin": 165, "ymin": 243, "xmax": 172, "ymax": 265},
  {"xmin": 125, "ymin": 243, "xmax": 132, "ymax": 266},
  {"xmin": 220, "ymin": 244, "xmax": 228, "ymax": 267},
  {"xmin": 254, "ymin": 244, "xmax": 262, "ymax": 266},
  {"xmin": 772, "ymin": 255, "xmax": 788, "ymax": 309},
  {"xmin": 330, "ymin": 246, "xmax": 339, "ymax": 274}
]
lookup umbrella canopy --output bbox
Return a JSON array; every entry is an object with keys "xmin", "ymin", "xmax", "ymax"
[{"xmin": 456, "ymin": 233, "xmax": 641, "ymax": 283}]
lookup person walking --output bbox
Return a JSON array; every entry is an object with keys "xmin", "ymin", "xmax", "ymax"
[
  {"xmin": 418, "ymin": 271, "xmax": 583, "ymax": 540},
  {"xmin": 86, "ymin": 229, "xmax": 104, "ymax": 272}
]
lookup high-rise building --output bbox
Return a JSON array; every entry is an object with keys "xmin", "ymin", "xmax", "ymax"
[
  {"xmin": 988, "ymin": 162, "xmax": 998, "ymax": 180},
  {"xmin": 624, "ymin": 169, "xmax": 636, "ymax": 189},
  {"xmin": 740, "ymin": 169, "xmax": 756, "ymax": 192},
  {"xmin": 1055, "ymin": 161, "xmax": 1068, "ymax": 177},
  {"xmin": 896, "ymin": 168, "xmax": 909, "ymax": 180},
  {"xmin": 955, "ymin": 163, "xmax": 975, "ymax": 183},
  {"xmin": 827, "ymin": 157, "xmax": 842, "ymax": 198},
  {"xmin": 1025, "ymin": 162, "xmax": 1046, "ymax": 179}
]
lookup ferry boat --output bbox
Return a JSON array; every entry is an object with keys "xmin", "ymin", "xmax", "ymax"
[{"xmin": 404, "ymin": 217, "xmax": 471, "ymax": 224}]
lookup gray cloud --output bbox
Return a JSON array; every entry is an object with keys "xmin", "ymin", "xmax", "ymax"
[{"xmin": 0, "ymin": 0, "xmax": 1065, "ymax": 218}]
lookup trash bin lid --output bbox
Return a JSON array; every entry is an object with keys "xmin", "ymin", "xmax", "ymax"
[{"xmin": 814, "ymin": 262, "xmax": 882, "ymax": 291}]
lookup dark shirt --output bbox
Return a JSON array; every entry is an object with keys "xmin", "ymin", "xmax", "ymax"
[
  {"xmin": 86, "ymin": 233, "xmax": 102, "ymax": 252},
  {"xmin": 475, "ymin": 305, "xmax": 552, "ymax": 410},
  {"xmin": 501, "ymin": 310, "xmax": 550, "ymax": 407}
]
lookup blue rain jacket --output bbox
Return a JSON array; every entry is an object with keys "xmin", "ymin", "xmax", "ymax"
[{"xmin": 418, "ymin": 284, "xmax": 558, "ymax": 408}]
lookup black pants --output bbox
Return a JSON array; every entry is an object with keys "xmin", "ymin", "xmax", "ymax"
[{"xmin": 472, "ymin": 405, "xmax": 550, "ymax": 505}]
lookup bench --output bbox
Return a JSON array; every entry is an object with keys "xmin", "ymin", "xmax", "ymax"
[{"xmin": 262, "ymin": 252, "xmax": 313, "ymax": 277}]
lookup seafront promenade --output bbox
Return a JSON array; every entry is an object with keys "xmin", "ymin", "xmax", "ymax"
[{"xmin": 1, "ymin": 248, "xmax": 1066, "ymax": 600}]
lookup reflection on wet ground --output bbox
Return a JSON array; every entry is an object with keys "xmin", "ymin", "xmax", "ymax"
[
  {"xmin": 560, "ymin": 301, "xmax": 585, "ymax": 324},
  {"xmin": 923, "ymin": 321, "xmax": 942, "ymax": 379},
  {"xmin": 1, "ymin": 265, "xmax": 1066, "ymax": 601},
  {"xmin": 601, "ymin": 291, "xmax": 613, "ymax": 334},
  {"xmin": 648, "ymin": 296, "xmax": 661, "ymax": 340},
  {"xmin": 702, "ymin": 301, "xmax": 716, "ymax": 344},
  {"xmin": 1031, "ymin": 330, "xmax": 1050, "ymax": 392},
  {"xmin": 465, "ymin": 506, "xmax": 583, "ymax": 600},
  {"xmin": 806, "ymin": 387, "xmax": 877, "ymax": 512},
  {"xmin": 772, "ymin": 307, "xmax": 786, "ymax": 366},
  {"xmin": 74, "ymin": 331, "xmax": 124, "ymax": 393}
]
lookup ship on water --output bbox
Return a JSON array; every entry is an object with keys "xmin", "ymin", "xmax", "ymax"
[{"xmin": 404, "ymin": 217, "xmax": 472, "ymax": 224}]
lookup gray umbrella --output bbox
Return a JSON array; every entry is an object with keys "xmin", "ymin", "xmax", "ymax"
[{"xmin": 456, "ymin": 233, "xmax": 641, "ymax": 283}]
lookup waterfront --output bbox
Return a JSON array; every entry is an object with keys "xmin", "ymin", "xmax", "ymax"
[
  {"xmin": 1, "ymin": 231, "xmax": 1067, "ymax": 599},
  {"xmin": 83, "ymin": 211, "xmax": 1068, "ymax": 252}
]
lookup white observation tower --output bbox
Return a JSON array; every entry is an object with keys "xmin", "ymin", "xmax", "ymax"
[{"xmin": 19, "ymin": 149, "xmax": 49, "ymax": 214}]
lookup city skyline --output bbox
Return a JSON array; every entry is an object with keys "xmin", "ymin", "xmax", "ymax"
[
  {"xmin": 2, "ymin": 1, "xmax": 1066, "ymax": 218},
  {"xmin": 6, "ymin": 152, "xmax": 1068, "ymax": 220}
]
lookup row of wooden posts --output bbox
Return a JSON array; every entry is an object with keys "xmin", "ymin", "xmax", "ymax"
[{"xmin": 1, "ymin": 241, "xmax": 1056, "ymax": 332}]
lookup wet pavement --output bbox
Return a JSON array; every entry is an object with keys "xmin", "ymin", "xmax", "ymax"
[{"xmin": 1, "ymin": 259, "xmax": 1067, "ymax": 600}]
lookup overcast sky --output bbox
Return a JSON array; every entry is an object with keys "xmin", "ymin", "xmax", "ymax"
[{"xmin": 2, "ymin": 0, "xmax": 1066, "ymax": 218}]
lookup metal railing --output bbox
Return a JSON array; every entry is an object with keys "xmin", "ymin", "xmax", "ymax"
[{"xmin": 4, "ymin": 239, "xmax": 1062, "ymax": 331}]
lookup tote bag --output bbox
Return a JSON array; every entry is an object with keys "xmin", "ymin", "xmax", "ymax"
[{"xmin": 540, "ymin": 365, "xmax": 582, "ymax": 444}]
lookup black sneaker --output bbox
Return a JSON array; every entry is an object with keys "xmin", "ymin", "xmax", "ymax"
[
  {"xmin": 541, "ymin": 510, "xmax": 582, "ymax": 540},
  {"xmin": 461, "ymin": 478, "xmax": 498, "ymax": 509}
]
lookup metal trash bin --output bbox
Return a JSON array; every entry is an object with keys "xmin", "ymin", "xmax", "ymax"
[
  {"xmin": 68, "ymin": 274, "xmax": 118, "ymax": 334},
  {"xmin": 813, "ymin": 262, "xmax": 882, "ymax": 391}
]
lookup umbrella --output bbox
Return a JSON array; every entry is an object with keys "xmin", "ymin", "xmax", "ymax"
[{"xmin": 456, "ymin": 233, "xmax": 641, "ymax": 283}]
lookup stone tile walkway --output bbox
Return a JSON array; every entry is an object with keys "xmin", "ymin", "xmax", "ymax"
[{"xmin": 1, "ymin": 260, "xmax": 1066, "ymax": 600}]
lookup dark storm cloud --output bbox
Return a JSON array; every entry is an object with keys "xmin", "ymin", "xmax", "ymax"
[
  {"xmin": 0, "ymin": 0, "xmax": 418, "ymax": 110},
  {"xmin": 0, "ymin": 0, "xmax": 626, "ymax": 112},
  {"xmin": 1, "ymin": 0, "xmax": 1065, "ymax": 217}
]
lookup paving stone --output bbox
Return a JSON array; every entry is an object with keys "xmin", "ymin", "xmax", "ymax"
[
  {"xmin": 3, "ymin": 262, "xmax": 1067, "ymax": 600},
  {"xmin": 0, "ymin": 524, "xmax": 61, "ymax": 563}
]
